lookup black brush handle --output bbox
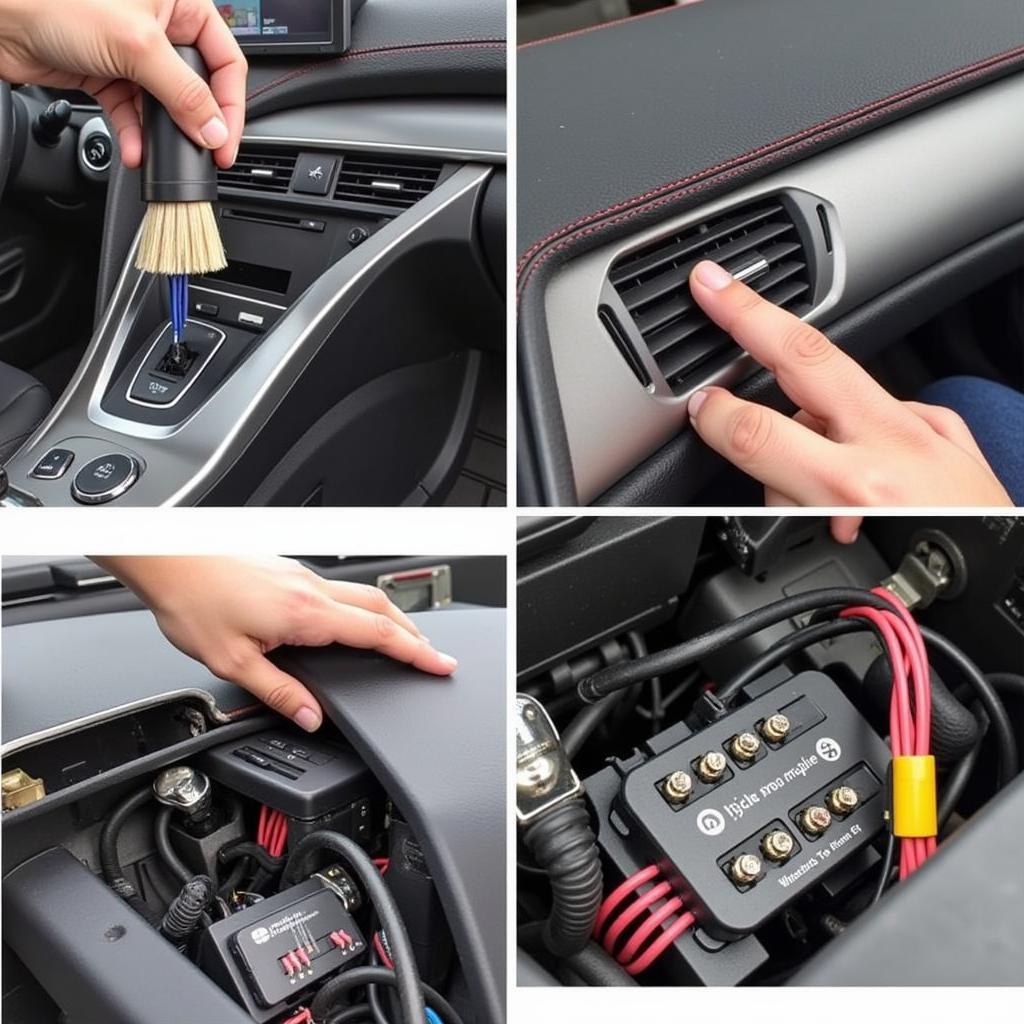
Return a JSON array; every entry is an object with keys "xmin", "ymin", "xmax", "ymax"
[{"xmin": 141, "ymin": 46, "xmax": 218, "ymax": 203}]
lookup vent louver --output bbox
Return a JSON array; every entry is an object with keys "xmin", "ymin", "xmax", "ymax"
[
  {"xmin": 334, "ymin": 154, "xmax": 444, "ymax": 210},
  {"xmin": 218, "ymin": 148, "xmax": 299, "ymax": 194},
  {"xmin": 608, "ymin": 200, "xmax": 813, "ymax": 393}
]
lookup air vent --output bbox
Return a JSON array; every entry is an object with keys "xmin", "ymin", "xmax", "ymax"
[
  {"xmin": 218, "ymin": 148, "xmax": 299, "ymax": 194},
  {"xmin": 608, "ymin": 200, "xmax": 813, "ymax": 393},
  {"xmin": 334, "ymin": 154, "xmax": 444, "ymax": 210}
]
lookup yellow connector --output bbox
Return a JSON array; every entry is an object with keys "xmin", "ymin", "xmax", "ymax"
[{"xmin": 892, "ymin": 755, "xmax": 937, "ymax": 837}]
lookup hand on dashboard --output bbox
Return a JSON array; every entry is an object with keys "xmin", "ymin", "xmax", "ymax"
[
  {"xmin": 685, "ymin": 260, "xmax": 1012, "ymax": 507},
  {"xmin": 0, "ymin": 0, "xmax": 246, "ymax": 169},
  {"xmin": 91, "ymin": 556, "xmax": 458, "ymax": 732}
]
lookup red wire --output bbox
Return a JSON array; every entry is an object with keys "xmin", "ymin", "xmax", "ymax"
[
  {"xmin": 615, "ymin": 896, "xmax": 685, "ymax": 964},
  {"xmin": 622, "ymin": 912, "xmax": 695, "ymax": 975},
  {"xmin": 594, "ymin": 864, "xmax": 661, "ymax": 935},
  {"xmin": 602, "ymin": 881, "xmax": 673, "ymax": 954},
  {"xmin": 373, "ymin": 932, "xmax": 395, "ymax": 970},
  {"xmin": 271, "ymin": 814, "xmax": 288, "ymax": 857},
  {"xmin": 257, "ymin": 805, "xmax": 268, "ymax": 848},
  {"xmin": 372, "ymin": 857, "xmax": 390, "ymax": 875}
]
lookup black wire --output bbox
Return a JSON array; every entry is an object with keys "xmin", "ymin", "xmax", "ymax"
[
  {"xmin": 154, "ymin": 806, "xmax": 193, "ymax": 885},
  {"xmin": 987, "ymin": 672, "xmax": 1024, "ymax": 699},
  {"xmin": 99, "ymin": 785, "xmax": 153, "ymax": 888},
  {"xmin": 283, "ymin": 832, "xmax": 423, "ymax": 1024},
  {"xmin": 868, "ymin": 832, "xmax": 897, "ymax": 906},
  {"xmin": 919, "ymin": 626, "xmax": 1018, "ymax": 785},
  {"xmin": 937, "ymin": 720, "xmax": 985, "ymax": 830},
  {"xmin": 326, "ymin": 1010, "xmax": 375, "ymax": 1024},
  {"xmin": 578, "ymin": 587, "xmax": 897, "ymax": 702},
  {"xmin": 309, "ymin": 967, "xmax": 464, "ymax": 1024},
  {"xmin": 716, "ymin": 618, "xmax": 876, "ymax": 704}
]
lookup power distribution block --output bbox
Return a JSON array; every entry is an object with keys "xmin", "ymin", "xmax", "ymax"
[{"xmin": 611, "ymin": 670, "xmax": 890, "ymax": 941}]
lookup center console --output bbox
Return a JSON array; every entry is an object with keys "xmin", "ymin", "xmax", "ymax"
[{"xmin": 1, "ymin": 99, "xmax": 505, "ymax": 506}]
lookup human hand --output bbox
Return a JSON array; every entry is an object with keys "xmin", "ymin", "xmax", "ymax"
[
  {"xmin": 92, "ymin": 556, "xmax": 458, "ymax": 733},
  {"xmin": 684, "ymin": 260, "xmax": 1012, "ymax": 507},
  {"xmin": 0, "ymin": 0, "xmax": 246, "ymax": 168}
]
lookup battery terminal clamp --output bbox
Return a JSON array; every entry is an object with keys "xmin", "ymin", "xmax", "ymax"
[{"xmin": 515, "ymin": 694, "xmax": 582, "ymax": 825}]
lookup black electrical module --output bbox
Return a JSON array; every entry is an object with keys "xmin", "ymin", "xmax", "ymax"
[
  {"xmin": 199, "ymin": 878, "xmax": 366, "ymax": 1021},
  {"xmin": 606, "ymin": 670, "xmax": 891, "ymax": 942}
]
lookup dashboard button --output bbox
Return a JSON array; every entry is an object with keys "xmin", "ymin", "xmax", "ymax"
[
  {"xmin": 292, "ymin": 154, "xmax": 337, "ymax": 196},
  {"xmin": 129, "ymin": 372, "xmax": 183, "ymax": 406},
  {"xmin": 82, "ymin": 131, "xmax": 112, "ymax": 172},
  {"xmin": 30, "ymin": 448, "xmax": 74, "ymax": 480},
  {"xmin": 70, "ymin": 454, "xmax": 140, "ymax": 504}
]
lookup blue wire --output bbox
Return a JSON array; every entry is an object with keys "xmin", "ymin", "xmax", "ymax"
[
  {"xmin": 169, "ymin": 274, "xmax": 188, "ymax": 344},
  {"xmin": 425, "ymin": 1010, "xmax": 443, "ymax": 1024}
]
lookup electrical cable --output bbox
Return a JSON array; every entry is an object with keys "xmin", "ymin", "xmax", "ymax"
[
  {"xmin": 920, "ymin": 626, "xmax": 1018, "ymax": 785},
  {"xmin": 218, "ymin": 840, "xmax": 284, "ymax": 874},
  {"xmin": 987, "ymin": 672, "xmax": 1024, "ymax": 700},
  {"xmin": 593, "ymin": 864, "xmax": 661, "ymax": 934},
  {"xmin": 308, "ymin": 967, "xmax": 463, "ymax": 1024},
  {"xmin": 621, "ymin": 912, "xmax": 695, "ymax": 976},
  {"xmin": 155, "ymin": 806, "xmax": 193, "ymax": 885},
  {"xmin": 868, "ymin": 832, "xmax": 897, "ymax": 907},
  {"xmin": 283, "ymin": 831, "xmax": 424, "ymax": 1024},
  {"xmin": 578, "ymin": 587, "xmax": 898, "ymax": 702},
  {"xmin": 99, "ymin": 785, "xmax": 154, "ymax": 893},
  {"xmin": 615, "ymin": 896, "xmax": 685, "ymax": 965},
  {"xmin": 601, "ymin": 882, "xmax": 672, "ymax": 955}
]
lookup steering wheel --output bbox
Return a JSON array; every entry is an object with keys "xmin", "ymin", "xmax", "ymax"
[{"xmin": 0, "ymin": 81, "xmax": 11, "ymax": 202}]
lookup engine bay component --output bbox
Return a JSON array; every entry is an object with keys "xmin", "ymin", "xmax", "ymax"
[
  {"xmin": 515, "ymin": 694, "xmax": 582, "ymax": 824},
  {"xmin": 1, "ymin": 768, "xmax": 45, "ymax": 810},
  {"xmin": 199, "ymin": 877, "xmax": 366, "ymax": 1019},
  {"xmin": 611, "ymin": 671, "xmax": 889, "ymax": 940}
]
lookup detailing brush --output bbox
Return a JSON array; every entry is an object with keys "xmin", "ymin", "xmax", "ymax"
[{"xmin": 136, "ymin": 45, "xmax": 227, "ymax": 363}]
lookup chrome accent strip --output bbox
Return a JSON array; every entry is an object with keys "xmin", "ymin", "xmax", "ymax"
[
  {"xmin": 0, "ymin": 689, "xmax": 233, "ymax": 759},
  {"xmin": 241, "ymin": 132, "xmax": 504, "ymax": 163},
  {"xmin": 70, "ymin": 455, "xmax": 141, "ymax": 504},
  {"xmin": 188, "ymin": 284, "xmax": 288, "ymax": 311}
]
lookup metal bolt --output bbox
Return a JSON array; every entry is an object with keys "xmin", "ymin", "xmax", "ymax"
[
  {"xmin": 761, "ymin": 829, "xmax": 795, "ymax": 862},
  {"xmin": 663, "ymin": 770, "xmax": 693, "ymax": 803},
  {"xmin": 729, "ymin": 853, "xmax": 762, "ymax": 885},
  {"xmin": 827, "ymin": 785, "xmax": 859, "ymax": 815},
  {"xmin": 799, "ymin": 805, "xmax": 832, "ymax": 836},
  {"xmin": 729, "ymin": 732, "xmax": 761, "ymax": 762},
  {"xmin": 760, "ymin": 714, "xmax": 791, "ymax": 743},
  {"xmin": 696, "ymin": 751, "xmax": 728, "ymax": 783}
]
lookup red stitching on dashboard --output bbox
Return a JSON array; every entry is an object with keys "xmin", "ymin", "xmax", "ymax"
[
  {"xmin": 246, "ymin": 40, "xmax": 506, "ymax": 102},
  {"xmin": 516, "ymin": 43, "xmax": 1024, "ymax": 288}
]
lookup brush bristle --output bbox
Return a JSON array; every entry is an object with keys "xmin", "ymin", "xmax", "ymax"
[{"xmin": 136, "ymin": 202, "xmax": 227, "ymax": 276}]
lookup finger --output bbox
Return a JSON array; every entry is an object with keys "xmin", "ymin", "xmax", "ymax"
[
  {"xmin": 903, "ymin": 401, "xmax": 987, "ymax": 462},
  {"xmin": 128, "ymin": 31, "xmax": 230, "ymax": 151},
  {"xmin": 326, "ymin": 605, "xmax": 458, "ymax": 675},
  {"xmin": 185, "ymin": 4, "xmax": 248, "ymax": 167},
  {"xmin": 831, "ymin": 516, "xmax": 863, "ymax": 543},
  {"xmin": 687, "ymin": 386, "xmax": 844, "ymax": 505},
  {"xmin": 688, "ymin": 261, "xmax": 903, "ymax": 438},
  {"xmin": 91, "ymin": 79, "xmax": 142, "ymax": 167},
  {"xmin": 220, "ymin": 649, "xmax": 323, "ymax": 732},
  {"xmin": 794, "ymin": 408, "xmax": 827, "ymax": 436},
  {"xmin": 765, "ymin": 487, "xmax": 797, "ymax": 506},
  {"xmin": 321, "ymin": 580, "xmax": 426, "ymax": 639}
]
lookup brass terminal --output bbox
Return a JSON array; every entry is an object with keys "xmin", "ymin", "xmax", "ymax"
[
  {"xmin": 663, "ymin": 770, "xmax": 693, "ymax": 803},
  {"xmin": 827, "ymin": 785, "xmax": 859, "ymax": 815},
  {"xmin": 729, "ymin": 853, "xmax": 762, "ymax": 885},
  {"xmin": 696, "ymin": 750, "xmax": 728, "ymax": 783},
  {"xmin": 1, "ymin": 769, "xmax": 46, "ymax": 811},
  {"xmin": 798, "ymin": 805, "xmax": 833, "ymax": 836},
  {"xmin": 761, "ymin": 829, "xmax": 795, "ymax": 862},
  {"xmin": 729, "ymin": 731, "xmax": 762, "ymax": 762},
  {"xmin": 759, "ymin": 713, "xmax": 791, "ymax": 743}
]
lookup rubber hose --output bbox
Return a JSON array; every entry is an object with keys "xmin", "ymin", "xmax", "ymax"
[
  {"xmin": 283, "ymin": 831, "xmax": 423, "ymax": 1024},
  {"xmin": 920, "ymin": 627, "xmax": 1019, "ymax": 785},
  {"xmin": 863, "ymin": 654, "xmax": 980, "ymax": 763},
  {"xmin": 988, "ymin": 673, "xmax": 1024, "ymax": 700},
  {"xmin": 99, "ymin": 785, "xmax": 154, "ymax": 893},
  {"xmin": 518, "ymin": 922, "xmax": 635, "ymax": 986},
  {"xmin": 155, "ymin": 806, "xmax": 193, "ymax": 885},
  {"xmin": 579, "ymin": 587, "xmax": 898, "ymax": 702},
  {"xmin": 309, "ymin": 967, "xmax": 464, "ymax": 1024},
  {"xmin": 218, "ymin": 840, "xmax": 285, "ymax": 874},
  {"xmin": 521, "ymin": 799, "xmax": 602, "ymax": 958},
  {"xmin": 161, "ymin": 874, "xmax": 213, "ymax": 948}
]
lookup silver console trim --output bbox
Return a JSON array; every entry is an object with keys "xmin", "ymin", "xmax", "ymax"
[
  {"xmin": 124, "ymin": 320, "xmax": 227, "ymax": 409},
  {"xmin": 69, "ymin": 454, "xmax": 140, "ymax": 504},
  {"xmin": 188, "ymin": 284, "xmax": 288, "ymax": 311},
  {"xmin": 5, "ymin": 164, "xmax": 493, "ymax": 505}
]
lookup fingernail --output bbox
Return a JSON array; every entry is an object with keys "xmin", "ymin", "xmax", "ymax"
[
  {"xmin": 293, "ymin": 707, "xmax": 322, "ymax": 732},
  {"xmin": 200, "ymin": 117, "xmax": 229, "ymax": 148},
  {"xmin": 437, "ymin": 652, "xmax": 458, "ymax": 670},
  {"xmin": 694, "ymin": 260, "xmax": 733, "ymax": 291},
  {"xmin": 688, "ymin": 389, "xmax": 709, "ymax": 419},
  {"xmin": 850, "ymin": 529, "xmax": 859, "ymax": 543}
]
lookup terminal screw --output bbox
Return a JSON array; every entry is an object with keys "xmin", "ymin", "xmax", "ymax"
[
  {"xmin": 663, "ymin": 770, "xmax": 693, "ymax": 803},
  {"xmin": 827, "ymin": 785, "xmax": 859, "ymax": 815},
  {"xmin": 798, "ymin": 805, "xmax": 832, "ymax": 836},
  {"xmin": 761, "ymin": 829, "xmax": 795, "ymax": 863},
  {"xmin": 729, "ymin": 853, "xmax": 762, "ymax": 885},
  {"xmin": 696, "ymin": 751, "xmax": 728, "ymax": 783},
  {"xmin": 729, "ymin": 732, "xmax": 761, "ymax": 762},
  {"xmin": 759, "ymin": 714, "xmax": 791, "ymax": 743}
]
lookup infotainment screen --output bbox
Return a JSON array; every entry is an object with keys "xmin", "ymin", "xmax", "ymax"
[{"xmin": 218, "ymin": 0, "xmax": 364, "ymax": 55}]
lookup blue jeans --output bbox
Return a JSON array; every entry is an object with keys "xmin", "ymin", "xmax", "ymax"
[{"xmin": 917, "ymin": 376, "xmax": 1024, "ymax": 505}]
